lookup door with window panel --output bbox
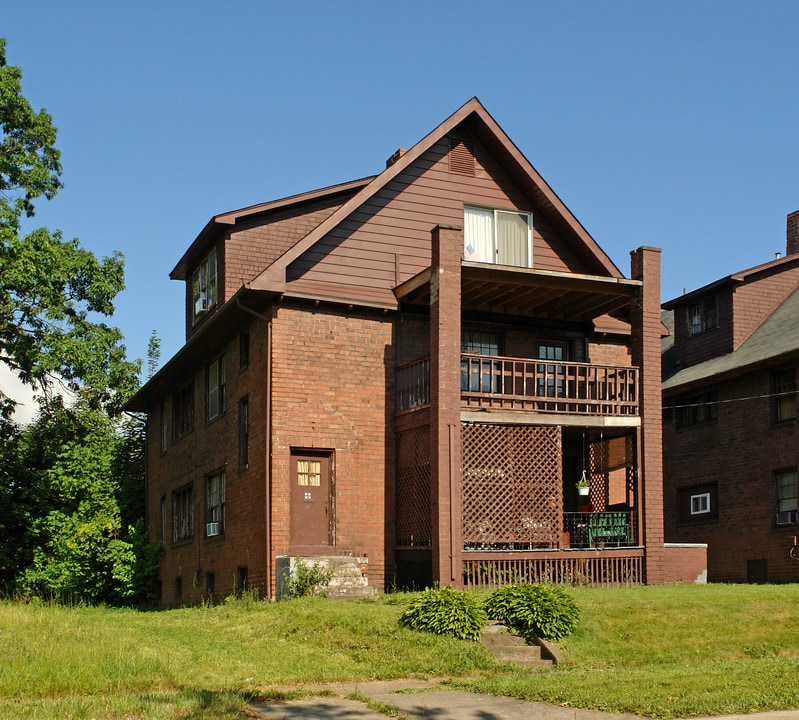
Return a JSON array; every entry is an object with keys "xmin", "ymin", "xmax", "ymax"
[{"xmin": 290, "ymin": 451, "xmax": 333, "ymax": 548}]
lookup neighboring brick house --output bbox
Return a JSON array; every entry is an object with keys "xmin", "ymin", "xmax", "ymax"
[
  {"xmin": 129, "ymin": 98, "xmax": 680, "ymax": 606},
  {"xmin": 662, "ymin": 210, "xmax": 799, "ymax": 583}
]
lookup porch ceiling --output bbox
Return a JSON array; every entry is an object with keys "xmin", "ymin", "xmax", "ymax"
[{"xmin": 395, "ymin": 263, "xmax": 641, "ymax": 322}]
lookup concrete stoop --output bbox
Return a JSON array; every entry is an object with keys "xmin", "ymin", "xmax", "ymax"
[
  {"xmin": 480, "ymin": 620, "xmax": 555, "ymax": 668},
  {"xmin": 276, "ymin": 555, "xmax": 377, "ymax": 600}
]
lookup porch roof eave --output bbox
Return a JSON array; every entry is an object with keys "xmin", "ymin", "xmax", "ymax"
[{"xmin": 394, "ymin": 263, "xmax": 641, "ymax": 323}]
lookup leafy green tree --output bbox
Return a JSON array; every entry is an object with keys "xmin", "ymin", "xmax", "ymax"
[
  {"xmin": 0, "ymin": 37, "xmax": 139, "ymax": 413},
  {"xmin": 19, "ymin": 403, "xmax": 157, "ymax": 605}
]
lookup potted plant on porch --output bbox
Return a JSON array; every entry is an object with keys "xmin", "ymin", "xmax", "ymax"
[{"xmin": 576, "ymin": 470, "xmax": 590, "ymax": 497}]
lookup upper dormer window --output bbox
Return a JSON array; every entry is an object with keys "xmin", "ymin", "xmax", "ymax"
[
  {"xmin": 193, "ymin": 247, "xmax": 217, "ymax": 324},
  {"xmin": 687, "ymin": 296, "xmax": 717, "ymax": 336},
  {"xmin": 464, "ymin": 206, "xmax": 532, "ymax": 268}
]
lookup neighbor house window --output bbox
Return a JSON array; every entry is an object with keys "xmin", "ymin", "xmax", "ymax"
[
  {"xmin": 464, "ymin": 206, "xmax": 531, "ymax": 267},
  {"xmin": 238, "ymin": 396, "xmax": 249, "ymax": 468},
  {"xmin": 687, "ymin": 296, "xmax": 717, "ymax": 336},
  {"xmin": 192, "ymin": 247, "xmax": 217, "ymax": 323},
  {"xmin": 678, "ymin": 483, "xmax": 718, "ymax": 523},
  {"xmin": 676, "ymin": 391, "xmax": 719, "ymax": 428},
  {"xmin": 774, "ymin": 369, "xmax": 797, "ymax": 422},
  {"xmin": 690, "ymin": 492, "xmax": 711, "ymax": 515},
  {"xmin": 207, "ymin": 355, "xmax": 226, "ymax": 420},
  {"xmin": 206, "ymin": 471, "xmax": 225, "ymax": 536},
  {"xmin": 172, "ymin": 485, "xmax": 194, "ymax": 543},
  {"xmin": 172, "ymin": 382, "xmax": 194, "ymax": 440},
  {"xmin": 775, "ymin": 469, "xmax": 798, "ymax": 526}
]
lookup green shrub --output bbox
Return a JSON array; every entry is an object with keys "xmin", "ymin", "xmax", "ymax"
[
  {"xmin": 398, "ymin": 586, "xmax": 486, "ymax": 641},
  {"xmin": 282, "ymin": 561, "xmax": 333, "ymax": 599},
  {"xmin": 484, "ymin": 583, "xmax": 579, "ymax": 642}
]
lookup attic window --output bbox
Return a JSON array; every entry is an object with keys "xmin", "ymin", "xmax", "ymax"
[
  {"xmin": 449, "ymin": 139, "xmax": 475, "ymax": 176},
  {"xmin": 192, "ymin": 247, "xmax": 217, "ymax": 323},
  {"xmin": 464, "ymin": 206, "xmax": 532, "ymax": 267}
]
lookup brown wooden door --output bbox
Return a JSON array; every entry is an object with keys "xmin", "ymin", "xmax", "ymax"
[{"xmin": 290, "ymin": 452, "xmax": 332, "ymax": 547}]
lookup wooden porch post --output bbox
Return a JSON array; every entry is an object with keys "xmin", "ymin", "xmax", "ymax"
[
  {"xmin": 429, "ymin": 224, "xmax": 464, "ymax": 588},
  {"xmin": 630, "ymin": 246, "xmax": 665, "ymax": 583}
]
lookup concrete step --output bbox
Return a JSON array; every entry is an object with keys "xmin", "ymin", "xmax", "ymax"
[{"xmin": 480, "ymin": 622, "xmax": 553, "ymax": 668}]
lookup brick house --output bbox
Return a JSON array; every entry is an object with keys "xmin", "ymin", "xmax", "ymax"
[
  {"xmin": 662, "ymin": 210, "xmax": 799, "ymax": 583},
  {"xmin": 129, "ymin": 98, "xmax": 683, "ymax": 605}
]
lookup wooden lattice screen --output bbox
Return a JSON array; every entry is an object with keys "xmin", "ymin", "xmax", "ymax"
[
  {"xmin": 588, "ymin": 435, "xmax": 636, "ymax": 522},
  {"xmin": 395, "ymin": 425, "xmax": 431, "ymax": 547},
  {"xmin": 462, "ymin": 424, "xmax": 563, "ymax": 549}
]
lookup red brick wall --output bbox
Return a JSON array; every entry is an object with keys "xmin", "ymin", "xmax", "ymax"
[
  {"xmin": 732, "ymin": 267, "xmax": 799, "ymax": 348},
  {"xmin": 146, "ymin": 319, "xmax": 270, "ymax": 606},
  {"xmin": 664, "ymin": 368, "xmax": 799, "ymax": 583},
  {"xmin": 663, "ymin": 544, "xmax": 707, "ymax": 583},
  {"xmin": 631, "ymin": 247, "xmax": 665, "ymax": 583},
  {"xmin": 269, "ymin": 303, "xmax": 396, "ymax": 591}
]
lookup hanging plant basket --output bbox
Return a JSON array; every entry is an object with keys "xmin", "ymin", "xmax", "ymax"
[{"xmin": 576, "ymin": 469, "xmax": 590, "ymax": 496}]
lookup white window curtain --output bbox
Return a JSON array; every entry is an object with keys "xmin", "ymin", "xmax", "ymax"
[
  {"xmin": 496, "ymin": 210, "xmax": 530, "ymax": 266},
  {"xmin": 464, "ymin": 206, "xmax": 495, "ymax": 263}
]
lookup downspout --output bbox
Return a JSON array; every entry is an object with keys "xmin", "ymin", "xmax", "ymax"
[{"xmin": 237, "ymin": 299, "xmax": 273, "ymax": 599}]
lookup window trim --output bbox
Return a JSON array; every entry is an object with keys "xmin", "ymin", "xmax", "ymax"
[
  {"xmin": 690, "ymin": 492, "xmax": 711, "ymax": 515},
  {"xmin": 172, "ymin": 485, "xmax": 194, "ymax": 544},
  {"xmin": 687, "ymin": 296, "xmax": 718, "ymax": 336},
  {"xmin": 775, "ymin": 468, "xmax": 798, "ymax": 527},
  {"xmin": 192, "ymin": 247, "xmax": 218, "ymax": 325},
  {"xmin": 207, "ymin": 355, "xmax": 226, "ymax": 421},
  {"xmin": 464, "ymin": 205, "xmax": 532, "ymax": 268},
  {"xmin": 774, "ymin": 368, "xmax": 797, "ymax": 423},
  {"xmin": 206, "ymin": 470, "xmax": 226, "ymax": 537}
]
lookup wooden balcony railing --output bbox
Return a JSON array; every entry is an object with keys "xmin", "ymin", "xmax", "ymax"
[
  {"xmin": 397, "ymin": 354, "xmax": 639, "ymax": 416},
  {"xmin": 461, "ymin": 354, "xmax": 638, "ymax": 415}
]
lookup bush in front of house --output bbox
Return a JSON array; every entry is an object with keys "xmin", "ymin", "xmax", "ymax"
[
  {"xmin": 398, "ymin": 586, "xmax": 486, "ymax": 641},
  {"xmin": 484, "ymin": 583, "xmax": 580, "ymax": 642}
]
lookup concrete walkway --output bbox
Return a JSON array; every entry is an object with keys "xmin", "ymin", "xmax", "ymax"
[{"xmin": 251, "ymin": 678, "xmax": 639, "ymax": 719}]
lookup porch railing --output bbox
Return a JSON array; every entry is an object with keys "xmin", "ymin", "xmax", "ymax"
[
  {"xmin": 397, "ymin": 354, "xmax": 639, "ymax": 415},
  {"xmin": 563, "ymin": 511, "xmax": 636, "ymax": 548},
  {"xmin": 461, "ymin": 355, "xmax": 638, "ymax": 415}
]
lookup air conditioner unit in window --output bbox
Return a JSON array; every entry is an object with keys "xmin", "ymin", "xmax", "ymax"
[
  {"xmin": 206, "ymin": 522, "xmax": 221, "ymax": 537},
  {"xmin": 776, "ymin": 510, "xmax": 797, "ymax": 526},
  {"xmin": 195, "ymin": 297, "xmax": 209, "ymax": 315}
]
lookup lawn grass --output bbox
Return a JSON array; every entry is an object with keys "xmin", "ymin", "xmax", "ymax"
[{"xmin": 1, "ymin": 584, "xmax": 799, "ymax": 719}]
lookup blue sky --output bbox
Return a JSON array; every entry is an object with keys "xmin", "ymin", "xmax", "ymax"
[{"xmin": 5, "ymin": 1, "xmax": 799, "ymax": 377}]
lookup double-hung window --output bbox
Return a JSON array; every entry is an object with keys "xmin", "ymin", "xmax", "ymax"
[
  {"xmin": 464, "ymin": 206, "xmax": 531, "ymax": 267},
  {"xmin": 774, "ymin": 369, "xmax": 797, "ymax": 422},
  {"xmin": 192, "ymin": 247, "xmax": 217, "ymax": 323},
  {"xmin": 172, "ymin": 485, "xmax": 193, "ymax": 543},
  {"xmin": 207, "ymin": 356, "xmax": 226, "ymax": 420},
  {"xmin": 206, "ymin": 471, "xmax": 225, "ymax": 536},
  {"xmin": 687, "ymin": 296, "xmax": 717, "ymax": 336},
  {"xmin": 776, "ymin": 469, "xmax": 798, "ymax": 526}
]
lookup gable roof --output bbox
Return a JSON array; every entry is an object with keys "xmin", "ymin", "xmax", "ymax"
[
  {"xmin": 247, "ymin": 97, "xmax": 624, "ymax": 294},
  {"xmin": 170, "ymin": 176, "xmax": 375, "ymax": 281},
  {"xmin": 662, "ymin": 252, "xmax": 799, "ymax": 309},
  {"xmin": 662, "ymin": 285, "xmax": 799, "ymax": 393}
]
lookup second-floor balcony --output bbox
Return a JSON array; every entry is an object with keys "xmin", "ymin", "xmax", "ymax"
[{"xmin": 397, "ymin": 354, "xmax": 639, "ymax": 416}]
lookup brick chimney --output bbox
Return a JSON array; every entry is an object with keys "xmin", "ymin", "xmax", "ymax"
[{"xmin": 788, "ymin": 209, "xmax": 799, "ymax": 255}]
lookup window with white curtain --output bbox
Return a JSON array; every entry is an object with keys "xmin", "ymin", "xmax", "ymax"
[{"xmin": 464, "ymin": 206, "xmax": 531, "ymax": 267}]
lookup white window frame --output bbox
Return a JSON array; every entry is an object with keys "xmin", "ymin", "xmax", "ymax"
[
  {"xmin": 690, "ymin": 492, "xmax": 710, "ymax": 515},
  {"xmin": 192, "ymin": 247, "xmax": 217, "ymax": 323},
  {"xmin": 464, "ymin": 206, "xmax": 532, "ymax": 268}
]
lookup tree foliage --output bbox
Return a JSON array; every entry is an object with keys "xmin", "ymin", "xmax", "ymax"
[
  {"xmin": 14, "ymin": 402, "xmax": 157, "ymax": 605},
  {"xmin": 0, "ymin": 38, "xmax": 139, "ymax": 413},
  {"xmin": 0, "ymin": 40, "xmax": 156, "ymax": 605}
]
